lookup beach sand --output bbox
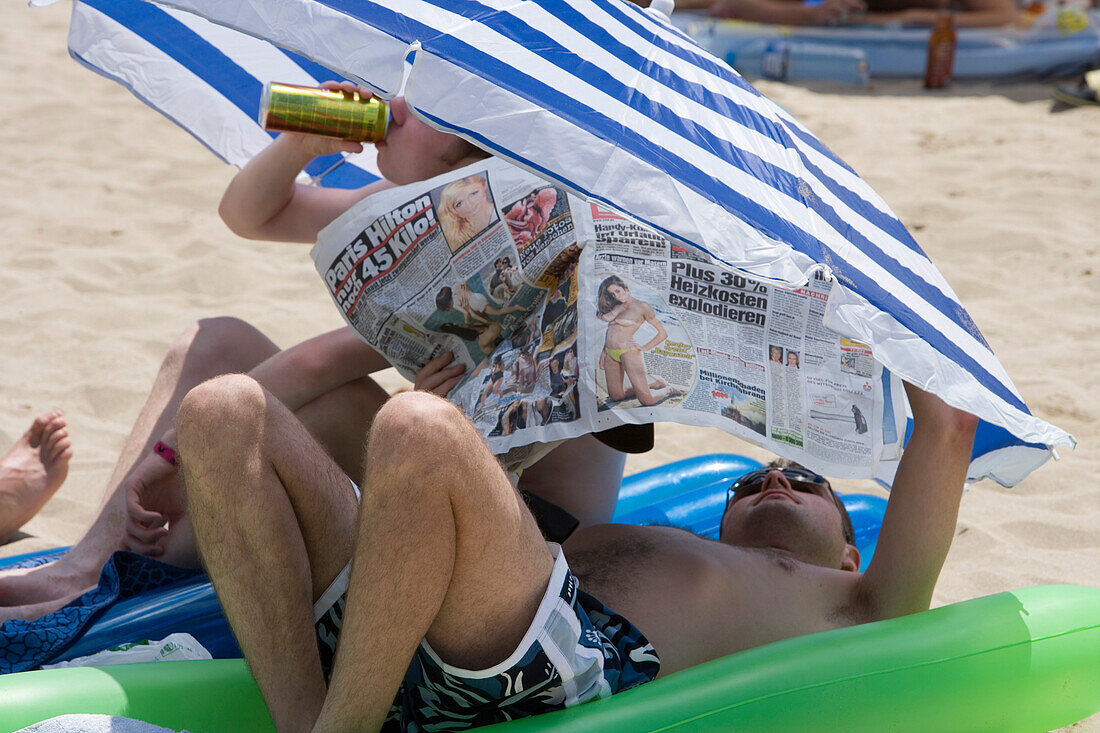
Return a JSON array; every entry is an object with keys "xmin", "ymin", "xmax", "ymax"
[{"xmin": 2, "ymin": 2, "xmax": 1097, "ymax": 728}]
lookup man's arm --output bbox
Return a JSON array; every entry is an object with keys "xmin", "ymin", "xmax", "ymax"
[
  {"xmin": 218, "ymin": 133, "xmax": 392, "ymax": 242},
  {"xmin": 248, "ymin": 327, "xmax": 391, "ymax": 412},
  {"xmin": 218, "ymin": 81, "xmax": 394, "ymax": 243},
  {"xmin": 852, "ymin": 382, "xmax": 978, "ymax": 621},
  {"xmin": 710, "ymin": 0, "xmax": 868, "ymax": 25}
]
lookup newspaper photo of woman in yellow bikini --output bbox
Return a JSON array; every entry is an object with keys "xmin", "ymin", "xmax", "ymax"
[{"xmin": 596, "ymin": 274, "xmax": 684, "ymax": 410}]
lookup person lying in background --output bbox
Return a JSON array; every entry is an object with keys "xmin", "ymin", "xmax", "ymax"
[
  {"xmin": 670, "ymin": 0, "xmax": 1018, "ymax": 27},
  {"xmin": 0, "ymin": 320, "xmax": 628, "ymax": 624},
  {"xmin": 0, "ymin": 320, "xmax": 390, "ymax": 622}
]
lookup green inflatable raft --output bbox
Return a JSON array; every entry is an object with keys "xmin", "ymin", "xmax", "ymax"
[{"xmin": 1, "ymin": 584, "xmax": 1097, "ymax": 732}]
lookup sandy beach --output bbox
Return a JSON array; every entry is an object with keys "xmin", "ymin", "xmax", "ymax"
[{"xmin": 2, "ymin": 2, "xmax": 1098, "ymax": 728}]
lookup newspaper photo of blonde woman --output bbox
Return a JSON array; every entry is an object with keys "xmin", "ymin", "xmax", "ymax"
[
  {"xmin": 596, "ymin": 274, "xmax": 682, "ymax": 408},
  {"xmin": 437, "ymin": 174, "xmax": 497, "ymax": 252}
]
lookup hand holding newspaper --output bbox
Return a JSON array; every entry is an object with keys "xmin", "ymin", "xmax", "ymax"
[{"xmin": 312, "ymin": 158, "xmax": 906, "ymax": 478}]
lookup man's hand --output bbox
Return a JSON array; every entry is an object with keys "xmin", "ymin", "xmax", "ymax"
[
  {"xmin": 120, "ymin": 450, "xmax": 183, "ymax": 556},
  {"xmin": 273, "ymin": 81, "xmax": 379, "ymax": 157},
  {"xmin": 414, "ymin": 351, "xmax": 467, "ymax": 397}
]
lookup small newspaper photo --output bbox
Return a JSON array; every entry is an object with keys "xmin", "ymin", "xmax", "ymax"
[{"xmin": 312, "ymin": 158, "xmax": 906, "ymax": 477}]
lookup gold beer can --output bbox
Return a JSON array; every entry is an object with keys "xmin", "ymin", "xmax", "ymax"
[{"xmin": 259, "ymin": 82, "xmax": 389, "ymax": 141}]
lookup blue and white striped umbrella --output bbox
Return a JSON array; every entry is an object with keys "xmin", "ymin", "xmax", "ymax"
[{"xmin": 44, "ymin": 0, "xmax": 1073, "ymax": 485}]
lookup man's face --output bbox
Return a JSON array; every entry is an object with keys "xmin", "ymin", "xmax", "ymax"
[
  {"xmin": 376, "ymin": 97, "xmax": 476, "ymax": 185},
  {"xmin": 719, "ymin": 467, "xmax": 855, "ymax": 570}
]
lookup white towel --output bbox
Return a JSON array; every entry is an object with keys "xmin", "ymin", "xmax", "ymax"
[{"xmin": 15, "ymin": 714, "xmax": 186, "ymax": 733}]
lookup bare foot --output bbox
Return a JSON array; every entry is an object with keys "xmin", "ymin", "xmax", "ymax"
[{"xmin": 0, "ymin": 410, "xmax": 73, "ymax": 544}]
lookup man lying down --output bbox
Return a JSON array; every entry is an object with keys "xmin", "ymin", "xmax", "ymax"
[{"xmin": 180, "ymin": 367, "xmax": 976, "ymax": 732}]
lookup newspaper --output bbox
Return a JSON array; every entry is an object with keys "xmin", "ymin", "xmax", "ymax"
[{"xmin": 312, "ymin": 158, "xmax": 906, "ymax": 477}]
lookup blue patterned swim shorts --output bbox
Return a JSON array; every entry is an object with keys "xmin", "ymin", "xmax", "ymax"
[{"xmin": 314, "ymin": 543, "xmax": 660, "ymax": 732}]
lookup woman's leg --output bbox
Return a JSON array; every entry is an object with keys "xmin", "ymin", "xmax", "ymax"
[
  {"xmin": 620, "ymin": 349, "xmax": 677, "ymax": 407},
  {"xmin": 602, "ymin": 349, "xmax": 628, "ymax": 402}
]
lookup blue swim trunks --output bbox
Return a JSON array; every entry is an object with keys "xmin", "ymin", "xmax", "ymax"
[{"xmin": 314, "ymin": 543, "xmax": 660, "ymax": 732}]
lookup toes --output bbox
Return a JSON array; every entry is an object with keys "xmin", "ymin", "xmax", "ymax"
[
  {"xmin": 46, "ymin": 429, "xmax": 73, "ymax": 463},
  {"xmin": 41, "ymin": 412, "xmax": 67, "ymax": 439},
  {"xmin": 24, "ymin": 410, "xmax": 64, "ymax": 449},
  {"xmin": 25, "ymin": 412, "xmax": 54, "ymax": 448}
]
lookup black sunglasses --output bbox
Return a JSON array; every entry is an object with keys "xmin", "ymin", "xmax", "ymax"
[
  {"xmin": 724, "ymin": 466, "xmax": 855, "ymax": 545},
  {"xmin": 725, "ymin": 467, "xmax": 830, "ymax": 505}
]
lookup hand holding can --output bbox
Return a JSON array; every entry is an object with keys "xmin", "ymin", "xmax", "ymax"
[{"xmin": 259, "ymin": 81, "xmax": 389, "ymax": 142}]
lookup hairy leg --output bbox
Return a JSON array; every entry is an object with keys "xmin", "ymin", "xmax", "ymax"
[
  {"xmin": 0, "ymin": 318, "xmax": 278, "ymax": 612},
  {"xmin": 181, "ymin": 374, "xmax": 359, "ymax": 733},
  {"xmin": 314, "ymin": 392, "xmax": 554, "ymax": 733},
  {"xmin": 155, "ymin": 373, "xmax": 387, "ymax": 569},
  {"xmin": 0, "ymin": 410, "xmax": 73, "ymax": 543},
  {"xmin": 286, "ymin": 374, "xmax": 388, "ymax": 494}
]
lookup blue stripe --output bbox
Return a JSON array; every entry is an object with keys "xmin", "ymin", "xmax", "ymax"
[
  {"xmin": 416, "ymin": 108, "xmax": 1025, "ymax": 414},
  {"xmin": 68, "ymin": 49, "xmax": 243, "ymax": 167},
  {"xmin": 603, "ymin": 0, "xmax": 698, "ymax": 46},
  {"xmin": 904, "ymin": 418, "xmax": 1047, "ymax": 456},
  {"xmin": 304, "ymin": 153, "xmax": 347, "ymax": 178},
  {"xmin": 84, "ymin": 0, "xmax": 262, "ymax": 123},
  {"xmin": 316, "ymin": 161, "xmax": 379, "ymax": 188}
]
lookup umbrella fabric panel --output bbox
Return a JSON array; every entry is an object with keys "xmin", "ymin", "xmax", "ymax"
[
  {"xmin": 71, "ymin": 0, "xmax": 1073, "ymax": 479},
  {"xmin": 66, "ymin": 0, "xmax": 380, "ymax": 188}
]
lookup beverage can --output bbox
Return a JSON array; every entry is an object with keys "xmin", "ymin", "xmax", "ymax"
[{"xmin": 259, "ymin": 82, "xmax": 389, "ymax": 141}]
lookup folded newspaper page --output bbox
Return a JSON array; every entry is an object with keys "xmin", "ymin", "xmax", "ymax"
[{"xmin": 312, "ymin": 158, "xmax": 906, "ymax": 477}]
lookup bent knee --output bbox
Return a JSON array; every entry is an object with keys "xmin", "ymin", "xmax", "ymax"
[
  {"xmin": 370, "ymin": 391, "xmax": 470, "ymax": 453},
  {"xmin": 168, "ymin": 317, "xmax": 272, "ymax": 372},
  {"xmin": 194, "ymin": 316, "xmax": 262, "ymax": 344},
  {"xmin": 177, "ymin": 374, "xmax": 266, "ymax": 440}
]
